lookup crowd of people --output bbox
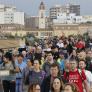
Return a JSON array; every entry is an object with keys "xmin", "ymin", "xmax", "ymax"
[{"xmin": 0, "ymin": 35, "xmax": 92, "ymax": 92}]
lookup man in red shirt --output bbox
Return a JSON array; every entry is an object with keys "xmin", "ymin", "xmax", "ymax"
[
  {"xmin": 64, "ymin": 58, "xmax": 89, "ymax": 92},
  {"xmin": 75, "ymin": 39, "xmax": 85, "ymax": 50}
]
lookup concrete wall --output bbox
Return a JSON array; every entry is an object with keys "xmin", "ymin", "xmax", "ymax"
[{"xmin": 0, "ymin": 39, "xmax": 25, "ymax": 49}]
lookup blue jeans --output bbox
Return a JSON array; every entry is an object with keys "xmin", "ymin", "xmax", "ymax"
[{"xmin": 16, "ymin": 78, "xmax": 23, "ymax": 92}]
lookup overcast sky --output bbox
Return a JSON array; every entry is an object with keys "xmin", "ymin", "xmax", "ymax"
[{"xmin": 0, "ymin": 0, "xmax": 92, "ymax": 16}]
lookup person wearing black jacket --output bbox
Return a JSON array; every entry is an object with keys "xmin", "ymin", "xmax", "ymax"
[{"xmin": 41, "ymin": 62, "xmax": 62, "ymax": 92}]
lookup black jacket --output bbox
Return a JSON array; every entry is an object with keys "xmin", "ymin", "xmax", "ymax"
[{"xmin": 41, "ymin": 75, "xmax": 51, "ymax": 92}]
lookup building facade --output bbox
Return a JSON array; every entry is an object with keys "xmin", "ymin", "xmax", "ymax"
[
  {"xmin": 53, "ymin": 13, "xmax": 85, "ymax": 24},
  {"xmin": 0, "ymin": 4, "xmax": 24, "ymax": 25},
  {"xmin": 1, "ymin": 23, "xmax": 92, "ymax": 38},
  {"xmin": 49, "ymin": 4, "xmax": 80, "ymax": 20},
  {"xmin": 25, "ymin": 16, "xmax": 39, "ymax": 29},
  {"xmin": 82, "ymin": 15, "xmax": 92, "ymax": 23},
  {"xmin": 25, "ymin": 2, "xmax": 51, "ymax": 29}
]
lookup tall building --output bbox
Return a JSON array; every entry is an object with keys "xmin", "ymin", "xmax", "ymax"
[
  {"xmin": 68, "ymin": 4, "xmax": 80, "ymax": 15},
  {"xmin": 49, "ymin": 4, "xmax": 80, "ymax": 20},
  {"xmin": 50, "ymin": 5, "xmax": 62, "ymax": 20},
  {"xmin": 0, "ymin": 4, "xmax": 24, "ymax": 25},
  {"xmin": 39, "ymin": 2, "xmax": 46, "ymax": 29},
  {"xmin": 25, "ymin": 2, "xmax": 50, "ymax": 29}
]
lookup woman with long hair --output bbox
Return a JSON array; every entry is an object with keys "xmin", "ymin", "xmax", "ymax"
[
  {"xmin": 29, "ymin": 59, "xmax": 45, "ymax": 85},
  {"xmin": 28, "ymin": 83, "xmax": 40, "ymax": 92},
  {"xmin": 64, "ymin": 83, "xmax": 80, "ymax": 92},
  {"xmin": 1, "ymin": 52, "xmax": 16, "ymax": 92},
  {"xmin": 50, "ymin": 77, "xmax": 64, "ymax": 92}
]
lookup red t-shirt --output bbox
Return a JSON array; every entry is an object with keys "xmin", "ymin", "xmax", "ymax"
[
  {"xmin": 75, "ymin": 41, "xmax": 85, "ymax": 49},
  {"xmin": 64, "ymin": 69, "xmax": 86, "ymax": 92}
]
